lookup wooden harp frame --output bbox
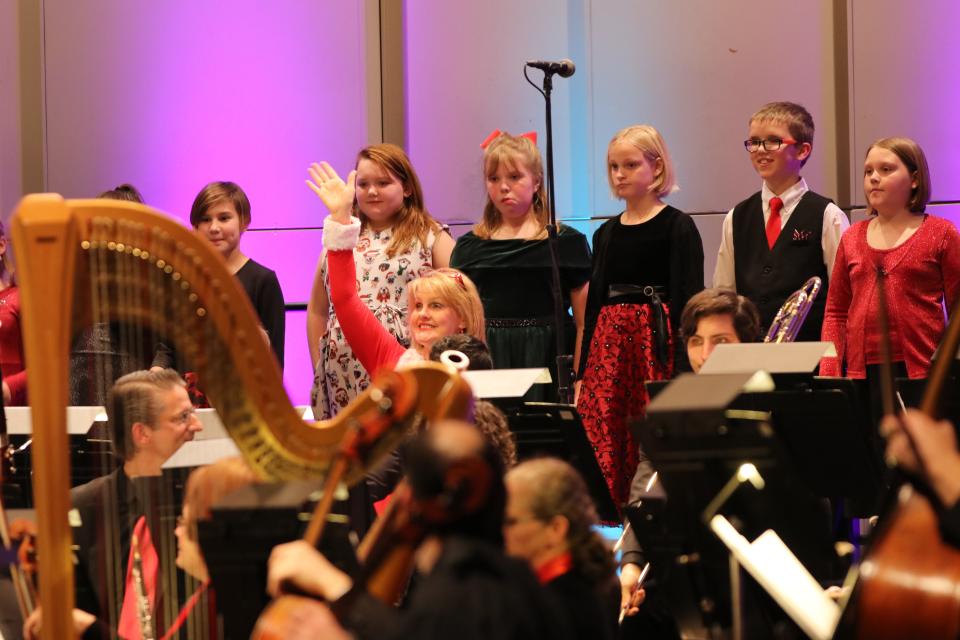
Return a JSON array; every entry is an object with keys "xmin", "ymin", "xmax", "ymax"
[{"xmin": 11, "ymin": 194, "xmax": 472, "ymax": 638}]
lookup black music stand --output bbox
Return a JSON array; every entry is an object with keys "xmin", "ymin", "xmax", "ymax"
[
  {"xmin": 632, "ymin": 373, "xmax": 841, "ymax": 637},
  {"xmin": 200, "ymin": 480, "xmax": 357, "ymax": 640},
  {"xmin": 739, "ymin": 380, "xmax": 884, "ymax": 516},
  {"xmin": 502, "ymin": 402, "xmax": 619, "ymax": 523}
]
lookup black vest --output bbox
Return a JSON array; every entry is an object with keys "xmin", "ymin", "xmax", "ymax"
[{"xmin": 732, "ymin": 190, "xmax": 831, "ymax": 342}]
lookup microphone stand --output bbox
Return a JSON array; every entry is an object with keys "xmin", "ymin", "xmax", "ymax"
[{"xmin": 524, "ymin": 65, "xmax": 574, "ymax": 405}]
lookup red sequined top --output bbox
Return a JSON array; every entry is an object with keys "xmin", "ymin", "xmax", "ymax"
[
  {"xmin": 0, "ymin": 286, "xmax": 27, "ymax": 404},
  {"xmin": 821, "ymin": 215, "xmax": 960, "ymax": 379}
]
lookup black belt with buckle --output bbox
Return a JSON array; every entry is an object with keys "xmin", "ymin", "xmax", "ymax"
[
  {"xmin": 605, "ymin": 284, "xmax": 670, "ymax": 367},
  {"xmin": 607, "ymin": 284, "xmax": 667, "ymax": 305}
]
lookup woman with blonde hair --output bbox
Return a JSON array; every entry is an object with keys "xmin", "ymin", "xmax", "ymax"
[
  {"xmin": 450, "ymin": 131, "xmax": 592, "ymax": 402},
  {"xmin": 307, "ymin": 144, "xmax": 456, "ymax": 418},
  {"xmin": 577, "ymin": 124, "xmax": 703, "ymax": 511}
]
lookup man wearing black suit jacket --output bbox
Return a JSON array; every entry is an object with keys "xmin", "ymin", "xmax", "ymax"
[{"xmin": 67, "ymin": 369, "xmax": 201, "ymax": 637}]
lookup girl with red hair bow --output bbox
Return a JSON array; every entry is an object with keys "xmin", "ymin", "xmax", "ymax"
[{"xmin": 450, "ymin": 131, "xmax": 592, "ymax": 403}]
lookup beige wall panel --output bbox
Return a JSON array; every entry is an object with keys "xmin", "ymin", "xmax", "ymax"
[
  {"xmin": 849, "ymin": 0, "xmax": 960, "ymax": 203},
  {"xmin": 589, "ymin": 0, "xmax": 838, "ymax": 219},
  {"xmin": 41, "ymin": 1, "xmax": 371, "ymax": 229},
  {"xmin": 405, "ymin": 1, "xmax": 580, "ymax": 222},
  {"xmin": 0, "ymin": 0, "xmax": 23, "ymax": 219}
]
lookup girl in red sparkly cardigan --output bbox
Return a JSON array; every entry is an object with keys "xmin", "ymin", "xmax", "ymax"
[{"xmin": 821, "ymin": 137, "xmax": 960, "ymax": 385}]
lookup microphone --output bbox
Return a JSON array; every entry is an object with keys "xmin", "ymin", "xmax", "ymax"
[{"xmin": 525, "ymin": 58, "xmax": 576, "ymax": 78}]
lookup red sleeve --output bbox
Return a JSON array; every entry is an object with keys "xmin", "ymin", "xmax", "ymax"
[
  {"xmin": 327, "ymin": 249, "xmax": 405, "ymax": 373},
  {"xmin": 820, "ymin": 235, "xmax": 852, "ymax": 376},
  {"xmin": 939, "ymin": 221, "xmax": 960, "ymax": 316},
  {"xmin": 5, "ymin": 369, "xmax": 27, "ymax": 405}
]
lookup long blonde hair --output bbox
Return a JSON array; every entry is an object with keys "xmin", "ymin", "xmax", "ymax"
[
  {"xmin": 353, "ymin": 143, "xmax": 442, "ymax": 257},
  {"xmin": 474, "ymin": 133, "xmax": 548, "ymax": 239},
  {"xmin": 407, "ymin": 268, "xmax": 486, "ymax": 348}
]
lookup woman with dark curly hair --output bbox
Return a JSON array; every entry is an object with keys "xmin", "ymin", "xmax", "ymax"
[{"xmin": 504, "ymin": 458, "xmax": 618, "ymax": 640}]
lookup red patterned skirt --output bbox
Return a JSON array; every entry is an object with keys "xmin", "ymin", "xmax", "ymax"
[{"xmin": 577, "ymin": 303, "xmax": 673, "ymax": 516}]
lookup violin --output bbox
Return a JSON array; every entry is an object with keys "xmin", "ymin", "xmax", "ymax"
[
  {"xmin": 333, "ymin": 447, "xmax": 494, "ymax": 616},
  {"xmin": 250, "ymin": 366, "xmax": 419, "ymax": 639},
  {"xmin": 843, "ymin": 270, "xmax": 960, "ymax": 638},
  {"xmin": 252, "ymin": 362, "xmax": 476, "ymax": 639}
]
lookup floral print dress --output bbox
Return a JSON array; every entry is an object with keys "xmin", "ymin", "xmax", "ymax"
[{"xmin": 312, "ymin": 227, "xmax": 437, "ymax": 419}]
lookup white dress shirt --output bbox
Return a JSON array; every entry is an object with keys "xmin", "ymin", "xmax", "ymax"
[{"xmin": 712, "ymin": 178, "xmax": 850, "ymax": 290}]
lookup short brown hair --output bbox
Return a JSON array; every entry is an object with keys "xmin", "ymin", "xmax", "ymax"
[
  {"xmin": 475, "ymin": 133, "xmax": 548, "ymax": 239},
  {"xmin": 680, "ymin": 288, "xmax": 762, "ymax": 344},
  {"xmin": 353, "ymin": 144, "xmax": 443, "ymax": 258},
  {"xmin": 107, "ymin": 369, "xmax": 186, "ymax": 460},
  {"xmin": 865, "ymin": 137, "xmax": 931, "ymax": 214},
  {"xmin": 189, "ymin": 181, "xmax": 251, "ymax": 228},
  {"xmin": 98, "ymin": 184, "xmax": 144, "ymax": 203},
  {"xmin": 750, "ymin": 102, "xmax": 814, "ymax": 166}
]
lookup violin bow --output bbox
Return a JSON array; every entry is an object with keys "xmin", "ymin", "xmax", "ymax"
[{"xmin": 875, "ymin": 267, "xmax": 896, "ymax": 420}]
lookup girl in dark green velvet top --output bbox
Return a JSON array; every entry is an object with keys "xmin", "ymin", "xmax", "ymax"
[{"xmin": 450, "ymin": 132, "xmax": 591, "ymax": 403}]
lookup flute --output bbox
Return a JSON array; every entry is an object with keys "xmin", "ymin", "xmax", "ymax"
[{"xmin": 131, "ymin": 532, "xmax": 156, "ymax": 640}]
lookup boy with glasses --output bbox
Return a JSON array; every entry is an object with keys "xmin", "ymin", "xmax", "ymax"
[{"xmin": 713, "ymin": 101, "xmax": 848, "ymax": 341}]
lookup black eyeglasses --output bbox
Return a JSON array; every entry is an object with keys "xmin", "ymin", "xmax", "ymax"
[{"xmin": 743, "ymin": 137, "xmax": 798, "ymax": 153}]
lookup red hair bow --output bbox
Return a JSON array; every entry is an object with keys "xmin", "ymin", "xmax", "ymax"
[{"xmin": 480, "ymin": 129, "xmax": 538, "ymax": 149}]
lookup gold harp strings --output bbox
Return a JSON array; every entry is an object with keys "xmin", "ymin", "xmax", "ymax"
[{"xmin": 86, "ymin": 218, "xmax": 124, "ymax": 630}]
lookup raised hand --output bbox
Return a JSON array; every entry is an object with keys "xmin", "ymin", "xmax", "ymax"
[{"xmin": 306, "ymin": 162, "xmax": 357, "ymax": 224}]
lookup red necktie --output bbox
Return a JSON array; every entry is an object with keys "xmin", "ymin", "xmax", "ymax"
[
  {"xmin": 765, "ymin": 196, "xmax": 784, "ymax": 249},
  {"xmin": 118, "ymin": 516, "xmax": 159, "ymax": 640}
]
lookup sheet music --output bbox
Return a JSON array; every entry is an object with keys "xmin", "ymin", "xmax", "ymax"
[
  {"xmin": 162, "ymin": 438, "xmax": 240, "ymax": 469},
  {"xmin": 5, "ymin": 406, "xmax": 106, "ymax": 435},
  {"xmin": 647, "ymin": 372, "xmax": 766, "ymax": 413},
  {"xmin": 700, "ymin": 342, "xmax": 837, "ymax": 375},
  {"xmin": 710, "ymin": 515, "xmax": 840, "ymax": 640},
  {"xmin": 462, "ymin": 368, "xmax": 550, "ymax": 398},
  {"xmin": 4, "ymin": 406, "xmax": 314, "ymax": 439}
]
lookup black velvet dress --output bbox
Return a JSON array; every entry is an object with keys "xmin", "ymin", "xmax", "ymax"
[{"xmin": 450, "ymin": 225, "xmax": 591, "ymax": 402}]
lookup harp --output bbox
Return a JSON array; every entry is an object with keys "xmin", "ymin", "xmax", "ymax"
[{"xmin": 11, "ymin": 194, "xmax": 471, "ymax": 638}]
